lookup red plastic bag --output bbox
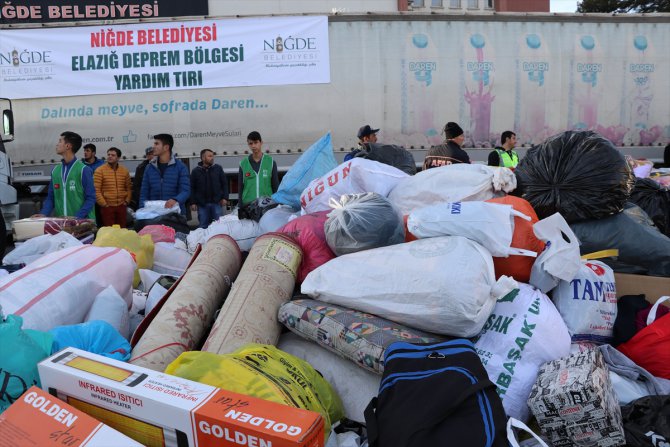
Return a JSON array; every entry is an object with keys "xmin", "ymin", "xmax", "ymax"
[
  {"xmin": 486, "ymin": 196, "xmax": 545, "ymax": 283},
  {"xmin": 617, "ymin": 296, "xmax": 670, "ymax": 380},
  {"xmin": 278, "ymin": 211, "xmax": 335, "ymax": 284},
  {"xmin": 138, "ymin": 224, "xmax": 176, "ymax": 243}
]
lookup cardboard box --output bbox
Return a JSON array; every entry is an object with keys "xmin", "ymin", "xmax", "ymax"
[
  {"xmin": 38, "ymin": 348, "xmax": 325, "ymax": 447},
  {"xmin": 527, "ymin": 349, "xmax": 625, "ymax": 447},
  {"xmin": 614, "ymin": 273, "xmax": 670, "ymax": 303},
  {"xmin": 0, "ymin": 386, "xmax": 142, "ymax": 447}
]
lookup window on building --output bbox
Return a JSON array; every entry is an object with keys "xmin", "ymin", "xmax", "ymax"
[
  {"xmin": 468, "ymin": 0, "xmax": 479, "ymax": 8},
  {"xmin": 411, "ymin": 0, "xmax": 425, "ymax": 6},
  {"xmin": 486, "ymin": 0, "xmax": 493, "ymax": 8},
  {"xmin": 449, "ymin": 0, "xmax": 461, "ymax": 8},
  {"xmin": 432, "ymin": 0, "xmax": 443, "ymax": 7}
]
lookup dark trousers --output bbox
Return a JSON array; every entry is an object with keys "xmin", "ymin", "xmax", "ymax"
[{"xmin": 100, "ymin": 204, "xmax": 127, "ymax": 228}]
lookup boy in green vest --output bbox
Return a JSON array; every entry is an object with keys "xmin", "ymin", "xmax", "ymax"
[
  {"xmin": 488, "ymin": 130, "xmax": 520, "ymax": 169},
  {"xmin": 237, "ymin": 131, "xmax": 279, "ymax": 213},
  {"xmin": 34, "ymin": 131, "xmax": 96, "ymax": 220}
]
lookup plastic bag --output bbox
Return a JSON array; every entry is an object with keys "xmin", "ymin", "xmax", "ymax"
[
  {"xmin": 49, "ymin": 320, "xmax": 131, "ymax": 361},
  {"xmin": 85, "ymin": 285, "xmax": 131, "ymax": 340},
  {"xmin": 134, "ymin": 213, "xmax": 190, "ymax": 234},
  {"xmin": 407, "ymin": 201, "xmax": 536, "ymax": 257},
  {"xmin": 569, "ymin": 204, "xmax": 670, "ymax": 276},
  {"xmin": 354, "ymin": 143, "xmax": 417, "ymax": 175},
  {"xmin": 0, "ymin": 312, "xmax": 52, "ymax": 412},
  {"xmin": 152, "ymin": 242, "xmax": 192, "ymax": 276},
  {"xmin": 629, "ymin": 178, "xmax": 670, "ymax": 237},
  {"xmin": 258, "ymin": 204, "xmax": 300, "ymax": 234},
  {"xmin": 514, "ymin": 130, "xmax": 635, "ymax": 223},
  {"xmin": 135, "ymin": 200, "xmax": 181, "ymax": 220},
  {"xmin": 137, "ymin": 224, "xmax": 176, "ymax": 243},
  {"xmin": 324, "ymin": 193, "xmax": 405, "ymax": 256},
  {"xmin": 204, "ymin": 214, "xmax": 262, "ymax": 252},
  {"xmin": 552, "ymin": 260, "xmax": 617, "ymax": 344},
  {"xmin": 620, "ymin": 396, "xmax": 670, "ymax": 446},
  {"xmin": 2, "ymin": 232, "xmax": 82, "ymax": 266},
  {"xmin": 487, "ymin": 196, "xmax": 545, "ymax": 283},
  {"xmin": 388, "ymin": 163, "xmax": 516, "ymax": 215},
  {"xmin": 165, "ymin": 345, "xmax": 345, "ymax": 437},
  {"xmin": 272, "ymin": 132, "xmax": 338, "ymax": 209},
  {"xmin": 278, "ymin": 211, "xmax": 335, "ymax": 284},
  {"xmin": 238, "ymin": 196, "xmax": 279, "ymax": 222},
  {"xmin": 300, "ymin": 158, "xmax": 408, "ymax": 214},
  {"xmin": 93, "ymin": 226, "xmax": 154, "ymax": 287}
]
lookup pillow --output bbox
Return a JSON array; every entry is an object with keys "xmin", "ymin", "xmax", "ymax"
[{"xmin": 278, "ymin": 298, "xmax": 445, "ymax": 373}]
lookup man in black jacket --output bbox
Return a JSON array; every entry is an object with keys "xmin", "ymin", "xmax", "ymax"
[
  {"xmin": 191, "ymin": 148, "xmax": 229, "ymax": 228},
  {"xmin": 130, "ymin": 147, "xmax": 153, "ymax": 211}
]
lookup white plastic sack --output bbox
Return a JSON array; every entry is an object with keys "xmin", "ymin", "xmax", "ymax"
[
  {"xmin": 302, "ymin": 236, "xmax": 517, "ymax": 337},
  {"xmin": 553, "ymin": 260, "xmax": 617, "ymax": 344},
  {"xmin": 3, "ymin": 232, "xmax": 82, "ymax": 266},
  {"xmin": 408, "ymin": 201, "xmax": 536, "ymax": 257},
  {"xmin": 529, "ymin": 213, "xmax": 581, "ymax": 293},
  {"xmin": 135, "ymin": 200, "xmax": 181, "ymax": 220},
  {"xmin": 259, "ymin": 205, "xmax": 300, "ymax": 234},
  {"xmin": 474, "ymin": 283, "xmax": 571, "ymax": 421},
  {"xmin": 0, "ymin": 245, "xmax": 135, "ymax": 331},
  {"xmin": 152, "ymin": 242, "xmax": 192, "ymax": 276},
  {"xmin": 609, "ymin": 371, "xmax": 650, "ymax": 405},
  {"xmin": 300, "ymin": 158, "xmax": 409, "ymax": 214},
  {"xmin": 388, "ymin": 164, "xmax": 517, "ymax": 215},
  {"xmin": 138, "ymin": 269, "xmax": 163, "ymax": 293},
  {"xmin": 204, "ymin": 214, "xmax": 262, "ymax": 252},
  {"xmin": 85, "ymin": 285, "xmax": 131, "ymax": 340}
]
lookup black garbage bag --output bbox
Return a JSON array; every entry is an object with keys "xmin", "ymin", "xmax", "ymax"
[
  {"xmin": 324, "ymin": 192, "xmax": 405, "ymax": 256},
  {"xmin": 355, "ymin": 143, "xmax": 417, "ymax": 175},
  {"xmin": 569, "ymin": 203, "xmax": 670, "ymax": 276},
  {"xmin": 514, "ymin": 130, "xmax": 634, "ymax": 223},
  {"xmin": 629, "ymin": 178, "xmax": 670, "ymax": 237},
  {"xmin": 238, "ymin": 196, "xmax": 279, "ymax": 222},
  {"xmin": 620, "ymin": 396, "xmax": 670, "ymax": 447},
  {"xmin": 134, "ymin": 213, "xmax": 190, "ymax": 234}
]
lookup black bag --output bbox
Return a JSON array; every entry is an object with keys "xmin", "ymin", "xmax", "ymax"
[
  {"xmin": 514, "ymin": 130, "xmax": 634, "ymax": 223},
  {"xmin": 629, "ymin": 178, "xmax": 670, "ymax": 237},
  {"xmin": 238, "ymin": 196, "xmax": 279, "ymax": 222},
  {"xmin": 620, "ymin": 395, "xmax": 670, "ymax": 447},
  {"xmin": 356, "ymin": 143, "xmax": 417, "ymax": 175},
  {"xmin": 134, "ymin": 213, "xmax": 190, "ymax": 234},
  {"xmin": 364, "ymin": 339, "xmax": 508, "ymax": 447}
]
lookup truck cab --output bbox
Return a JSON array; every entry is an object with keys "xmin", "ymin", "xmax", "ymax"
[{"xmin": 0, "ymin": 98, "xmax": 19, "ymax": 257}]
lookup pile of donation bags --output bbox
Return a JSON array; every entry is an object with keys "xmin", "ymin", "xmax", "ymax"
[{"xmin": 0, "ymin": 130, "xmax": 669, "ymax": 447}]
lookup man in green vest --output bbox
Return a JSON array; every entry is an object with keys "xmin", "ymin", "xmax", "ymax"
[
  {"xmin": 34, "ymin": 131, "xmax": 96, "ymax": 219},
  {"xmin": 488, "ymin": 131, "xmax": 519, "ymax": 169},
  {"xmin": 237, "ymin": 131, "xmax": 279, "ymax": 213}
]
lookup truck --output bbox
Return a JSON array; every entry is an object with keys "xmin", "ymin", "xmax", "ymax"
[
  {"xmin": 1, "ymin": 12, "xmax": 669, "ymax": 220},
  {"xmin": 0, "ymin": 98, "xmax": 18, "ymax": 254}
]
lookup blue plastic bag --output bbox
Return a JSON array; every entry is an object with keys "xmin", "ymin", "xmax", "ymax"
[
  {"xmin": 0, "ymin": 312, "xmax": 53, "ymax": 412},
  {"xmin": 272, "ymin": 132, "xmax": 337, "ymax": 209},
  {"xmin": 49, "ymin": 320, "xmax": 131, "ymax": 362}
]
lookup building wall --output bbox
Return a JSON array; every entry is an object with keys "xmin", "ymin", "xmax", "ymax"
[
  {"xmin": 495, "ymin": 0, "xmax": 550, "ymax": 12},
  {"xmin": 208, "ymin": 0, "xmax": 399, "ymax": 15}
]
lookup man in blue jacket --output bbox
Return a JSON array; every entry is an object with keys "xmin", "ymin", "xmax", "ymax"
[
  {"xmin": 139, "ymin": 133, "xmax": 190, "ymax": 216},
  {"xmin": 191, "ymin": 148, "xmax": 229, "ymax": 228}
]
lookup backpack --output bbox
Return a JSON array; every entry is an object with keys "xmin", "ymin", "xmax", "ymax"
[{"xmin": 364, "ymin": 339, "xmax": 509, "ymax": 447}]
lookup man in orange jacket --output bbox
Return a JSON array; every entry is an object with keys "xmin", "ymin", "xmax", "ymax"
[{"xmin": 94, "ymin": 147, "xmax": 132, "ymax": 227}]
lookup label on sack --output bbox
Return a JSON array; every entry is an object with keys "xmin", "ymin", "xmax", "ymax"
[
  {"xmin": 300, "ymin": 162, "xmax": 352, "ymax": 209},
  {"xmin": 262, "ymin": 238, "xmax": 302, "ymax": 278},
  {"xmin": 553, "ymin": 260, "xmax": 617, "ymax": 344}
]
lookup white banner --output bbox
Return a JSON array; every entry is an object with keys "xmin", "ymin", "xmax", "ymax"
[{"xmin": 0, "ymin": 16, "xmax": 330, "ymax": 99}]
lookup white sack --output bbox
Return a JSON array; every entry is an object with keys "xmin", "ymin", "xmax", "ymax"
[
  {"xmin": 204, "ymin": 215, "xmax": 261, "ymax": 252},
  {"xmin": 259, "ymin": 205, "xmax": 300, "ymax": 234},
  {"xmin": 85, "ymin": 285, "xmax": 131, "ymax": 340},
  {"xmin": 552, "ymin": 260, "xmax": 617, "ymax": 344},
  {"xmin": 135, "ymin": 200, "xmax": 180, "ymax": 220},
  {"xmin": 474, "ymin": 283, "xmax": 571, "ymax": 422},
  {"xmin": 387, "ymin": 164, "xmax": 516, "ymax": 215},
  {"xmin": 300, "ymin": 158, "xmax": 408, "ymax": 214},
  {"xmin": 0, "ymin": 245, "xmax": 135, "ymax": 331},
  {"xmin": 152, "ymin": 242, "xmax": 192, "ymax": 276},
  {"xmin": 3, "ymin": 232, "xmax": 82, "ymax": 266},
  {"xmin": 407, "ymin": 201, "xmax": 535, "ymax": 257},
  {"xmin": 138, "ymin": 269, "xmax": 163, "ymax": 293},
  {"xmin": 529, "ymin": 213, "xmax": 582, "ymax": 293},
  {"xmin": 302, "ymin": 236, "xmax": 517, "ymax": 337}
]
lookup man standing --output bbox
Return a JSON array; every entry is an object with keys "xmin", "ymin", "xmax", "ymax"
[
  {"xmin": 82, "ymin": 143, "xmax": 105, "ymax": 171},
  {"xmin": 191, "ymin": 148, "xmax": 229, "ymax": 229},
  {"xmin": 422, "ymin": 122, "xmax": 471, "ymax": 170},
  {"xmin": 94, "ymin": 147, "xmax": 132, "ymax": 227},
  {"xmin": 488, "ymin": 131, "xmax": 519, "ymax": 168},
  {"xmin": 130, "ymin": 147, "xmax": 154, "ymax": 210},
  {"xmin": 238, "ymin": 131, "xmax": 278, "ymax": 208},
  {"xmin": 345, "ymin": 124, "xmax": 379, "ymax": 161},
  {"xmin": 139, "ymin": 134, "xmax": 190, "ymax": 215},
  {"xmin": 36, "ymin": 131, "xmax": 96, "ymax": 219}
]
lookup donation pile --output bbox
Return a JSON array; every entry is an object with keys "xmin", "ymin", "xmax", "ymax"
[{"xmin": 1, "ymin": 130, "xmax": 669, "ymax": 447}]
